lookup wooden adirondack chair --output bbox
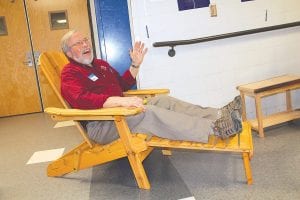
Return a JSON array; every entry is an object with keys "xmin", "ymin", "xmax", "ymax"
[{"xmin": 39, "ymin": 51, "xmax": 254, "ymax": 189}]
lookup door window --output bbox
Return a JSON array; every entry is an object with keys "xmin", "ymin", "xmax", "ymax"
[
  {"xmin": 0, "ymin": 16, "xmax": 8, "ymax": 35},
  {"xmin": 48, "ymin": 10, "xmax": 69, "ymax": 30}
]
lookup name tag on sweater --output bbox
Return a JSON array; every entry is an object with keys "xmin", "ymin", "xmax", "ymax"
[{"xmin": 88, "ymin": 73, "xmax": 99, "ymax": 81}]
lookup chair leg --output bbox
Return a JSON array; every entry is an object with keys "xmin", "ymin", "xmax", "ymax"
[
  {"xmin": 114, "ymin": 116, "xmax": 151, "ymax": 189},
  {"xmin": 242, "ymin": 152, "xmax": 253, "ymax": 185},
  {"xmin": 47, "ymin": 140, "xmax": 127, "ymax": 177},
  {"xmin": 139, "ymin": 147, "xmax": 154, "ymax": 162},
  {"xmin": 162, "ymin": 149, "xmax": 172, "ymax": 156},
  {"xmin": 127, "ymin": 152, "xmax": 151, "ymax": 189}
]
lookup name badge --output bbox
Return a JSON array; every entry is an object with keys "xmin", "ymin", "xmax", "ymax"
[{"xmin": 88, "ymin": 73, "xmax": 99, "ymax": 81}]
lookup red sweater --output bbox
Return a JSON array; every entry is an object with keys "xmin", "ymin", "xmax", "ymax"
[{"xmin": 61, "ymin": 59, "xmax": 136, "ymax": 109}]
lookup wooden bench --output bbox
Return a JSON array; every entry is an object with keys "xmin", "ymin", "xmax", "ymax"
[{"xmin": 237, "ymin": 74, "xmax": 300, "ymax": 137}]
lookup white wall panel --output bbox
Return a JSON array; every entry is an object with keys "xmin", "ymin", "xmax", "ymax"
[{"xmin": 129, "ymin": 0, "xmax": 300, "ymax": 120}]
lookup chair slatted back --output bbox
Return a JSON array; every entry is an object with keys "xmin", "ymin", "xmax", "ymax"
[
  {"xmin": 39, "ymin": 51, "xmax": 93, "ymax": 147},
  {"xmin": 39, "ymin": 52, "xmax": 69, "ymax": 108}
]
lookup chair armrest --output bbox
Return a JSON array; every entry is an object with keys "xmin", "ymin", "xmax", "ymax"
[
  {"xmin": 44, "ymin": 107, "xmax": 143, "ymax": 121},
  {"xmin": 123, "ymin": 89, "xmax": 170, "ymax": 97}
]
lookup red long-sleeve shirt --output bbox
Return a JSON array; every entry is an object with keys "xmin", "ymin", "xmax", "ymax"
[{"xmin": 61, "ymin": 59, "xmax": 136, "ymax": 109}]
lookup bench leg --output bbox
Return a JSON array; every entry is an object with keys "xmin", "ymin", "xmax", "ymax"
[
  {"xmin": 240, "ymin": 92, "xmax": 247, "ymax": 121},
  {"xmin": 286, "ymin": 90, "xmax": 292, "ymax": 111},
  {"xmin": 255, "ymin": 96, "xmax": 264, "ymax": 137},
  {"xmin": 242, "ymin": 152, "xmax": 253, "ymax": 185}
]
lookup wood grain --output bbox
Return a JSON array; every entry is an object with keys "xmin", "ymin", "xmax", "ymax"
[
  {"xmin": 0, "ymin": 0, "xmax": 41, "ymax": 116},
  {"xmin": 27, "ymin": 0, "xmax": 92, "ymax": 109}
]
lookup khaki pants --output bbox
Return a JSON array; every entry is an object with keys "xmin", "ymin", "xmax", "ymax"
[{"xmin": 86, "ymin": 96, "xmax": 218, "ymax": 144}]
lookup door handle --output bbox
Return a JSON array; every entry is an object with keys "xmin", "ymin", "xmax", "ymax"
[
  {"xmin": 24, "ymin": 51, "xmax": 41, "ymax": 67},
  {"xmin": 24, "ymin": 52, "xmax": 33, "ymax": 67},
  {"xmin": 33, "ymin": 51, "xmax": 41, "ymax": 66},
  {"xmin": 23, "ymin": 60, "xmax": 33, "ymax": 66}
]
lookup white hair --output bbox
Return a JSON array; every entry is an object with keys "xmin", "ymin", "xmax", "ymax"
[{"xmin": 61, "ymin": 30, "xmax": 77, "ymax": 54}]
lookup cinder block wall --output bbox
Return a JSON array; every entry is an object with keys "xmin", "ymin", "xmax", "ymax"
[{"xmin": 129, "ymin": 0, "xmax": 300, "ymax": 119}]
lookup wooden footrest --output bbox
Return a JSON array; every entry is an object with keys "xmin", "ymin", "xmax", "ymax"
[
  {"xmin": 147, "ymin": 122, "xmax": 253, "ymax": 153},
  {"xmin": 146, "ymin": 122, "xmax": 254, "ymax": 185}
]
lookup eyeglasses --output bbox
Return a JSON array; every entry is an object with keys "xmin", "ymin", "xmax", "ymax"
[{"xmin": 69, "ymin": 38, "xmax": 90, "ymax": 48}]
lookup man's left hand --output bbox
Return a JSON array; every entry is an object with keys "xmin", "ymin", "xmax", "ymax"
[{"xmin": 129, "ymin": 41, "xmax": 148, "ymax": 67}]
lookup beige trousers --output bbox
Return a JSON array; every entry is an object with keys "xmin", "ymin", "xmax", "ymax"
[{"xmin": 86, "ymin": 96, "xmax": 218, "ymax": 144}]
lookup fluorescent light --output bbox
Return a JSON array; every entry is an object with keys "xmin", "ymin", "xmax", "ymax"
[{"xmin": 56, "ymin": 19, "xmax": 67, "ymax": 24}]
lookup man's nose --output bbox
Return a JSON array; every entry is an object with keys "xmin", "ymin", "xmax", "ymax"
[{"xmin": 82, "ymin": 41, "xmax": 89, "ymax": 47}]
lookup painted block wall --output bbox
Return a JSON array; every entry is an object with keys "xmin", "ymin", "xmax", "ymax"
[{"xmin": 129, "ymin": 0, "xmax": 300, "ymax": 119}]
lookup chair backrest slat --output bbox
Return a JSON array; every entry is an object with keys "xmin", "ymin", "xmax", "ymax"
[
  {"xmin": 39, "ymin": 51, "xmax": 94, "ymax": 147},
  {"xmin": 40, "ymin": 52, "xmax": 69, "ymax": 108}
]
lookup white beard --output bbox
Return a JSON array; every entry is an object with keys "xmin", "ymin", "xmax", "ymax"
[{"xmin": 73, "ymin": 54, "xmax": 94, "ymax": 65}]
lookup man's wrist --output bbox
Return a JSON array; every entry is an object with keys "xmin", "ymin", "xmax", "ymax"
[{"xmin": 131, "ymin": 64, "xmax": 140, "ymax": 68}]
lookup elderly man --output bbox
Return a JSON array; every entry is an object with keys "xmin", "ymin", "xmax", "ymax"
[{"xmin": 60, "ymin": 30, "xmax": 242, "ymax": 144}]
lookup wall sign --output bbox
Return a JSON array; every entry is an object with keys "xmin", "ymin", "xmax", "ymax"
[{"xmin": 177, "ymin": 0, "xmax": 210, "ymax": 11}]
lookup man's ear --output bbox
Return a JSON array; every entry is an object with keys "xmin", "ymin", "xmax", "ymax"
[{"xmin": 66, "ymin": 51, "xmax": 72, "ymax": 58}]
